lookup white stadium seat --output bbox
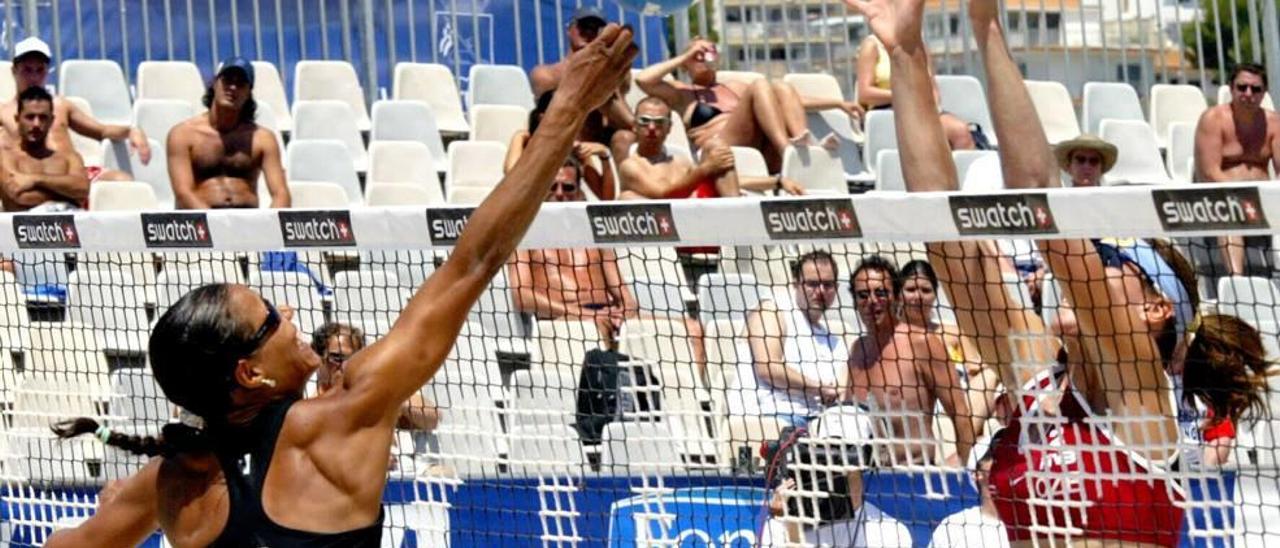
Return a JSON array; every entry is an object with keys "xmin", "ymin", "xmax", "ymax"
[
  {"xmin": 1167, "ymin": 121, "xmax": 1197, "ymax": 182},
  {"xmin": 133, "ymin": 98, "xmax": 196, "ymax": 148},
  {"xmin": 875, "ymin": 149, "xmax": 905, "ymax": 192},
  {"xmin": 730, "ymin": 146, "xmax": 769, "ymax": 179},
  {"xmin": 286, "ymin": 139, "xmax": 364, "ymax": 205},
  {"xmin": 1082, "ymin": 81, "xmax": 1144, "ymax": 135},
  {"xmin": 62, "ymin": 97, "xmax": 106, "ymax": 167},
  {"xmin": 936, "ymin": 75, "xmax": 996, "ymax": 143},
  {"xmin": 468, "ymin": 104, "xmax": 529, "ymax": 144},
  {"xmin": 506, "ymin": 369, "xmax": 576, "ymax": 428},
  {"xmin": 863, "ymin": 109, "xmax": 897, "ymax": 175},
  {"xmin": 393, "ymin": 62, "xmax": 469, "ymax": 135},
  {"xmin": 962, "ymin": 153, "xmax": 1005, "ymax": 192},
  {"xmin": 370, "ymin": 100, "xmax": 448, "ymax": 173},
  {"xmin": 697, "ymin": 272, "xmax": 765, "ymax": 324},
  {"xmin": 600, "ymin": 421, "xmax": 686, "ymax": 474},
  {"xmin": 716, "ymin": 70, "xmax": 765, "ymax": 86},
  {"xmin": 507, "ymin": 424, "xmax": 587, "ymax": 476},
  {"xmin": 1148, "ymin": 84, "xmax": 1207, "ymax": 148},
  {"xmin": 368, "ymin": 141, "xmax": 443, "ymax": 189},
  {"xmin": 446, "ymin": 186, "xmax": 492, "ymax": 205},
  {"xmin": 287, "ymin": 181, "xmax": 350, "ymax": 208},
  {"xmin": 0, "ymin": 61, "xmax": 13, "ymax": 100},
  {"xmin": 246, "ymin": 270, "xmax": 326, "ymax": 338},
  {"xmin": 102, "ymin": 137, "xmax": 172, "ymax": 208},
  {"xmin": 805, "ymin": 108, "xmax": 867, "ymax": 180},
  {"xmin": 445, "ymin": 141, "xmax": 506, "ymax": 195},
  {"xmin": 466, "ymin": 64, "xmax": 535, "ymax": 110},
  {"xmin": 782, "ymin": 145, "xmax": 846, "ymax": 194},
  {"xmin": 952, "ymin": 149, "xmax": 997, "ymax": 183},
  {"xmin": 332, "ymin": 269, "xmax": 410, "ymax": 322},
  {"xmin": 1025, "ymin": 80, "xmax": 1080, "ymax": 144},
  {"xmin": 782, "ymin": 72, "xmax": 844, "ymax": 101},
  {"xmin": 251, "ymin": 60, "xmax": 293, "ymax": 133},
  {"xmin": 293, "ymin": 60, "xmax": 371, "ymax": 131},
  {"xmin": 1098, "ymin": 119, "xmax": 1172, "ymax": 185},
  {"xmin": 365, "ymin": 182, "xmax": 442, "ymax": 206},
  {"xmin": 292, "ymin": 100, "xmax": 368, "ymax": 172},
  {"xmin": 59, "ymin": 59, "xmax": 133, "ymax": 126},
  {"xmin": 135, "ymin": 61, "xmax": 205, "ymax": 109},
  {"xmin": 66, "ymin": 269, "xmax": 149, "ymax": 354},
  {"xmin": 88, "ymin": 181, "xmax": 159, "ymax": 211}
]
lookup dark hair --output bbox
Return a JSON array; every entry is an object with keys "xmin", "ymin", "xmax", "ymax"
[
  {"xmin": 529, "ymin": 90, "xmax": 556, "ymax": 134},
  {"xmin": 1229, "ymin": 63, "xmax": 1268, "ymax": 88},
  {"xmin": 202, "ymin": 84, "xmax": 258, "ymax": 124},
  {"xmin": 790, "ymin": 250, "xmax": 838, "ymax": 281},
  {"xmin": 850, "ymin": 255, "xmax": 898, "ymax": 287},
  {"xmin": 16, "ymin": 85, "xmax": 52, "ymax": 112},
  {"xmin": 894, "ymin": 260, "xmax": 938, "ymax": 295},
  {"xmin": 53, "ymin": 284, "xmax": 261, "ymax": 456},
  {"xmin": 310, "ymin": 322, "xmax": 367, "ymax": 356}
]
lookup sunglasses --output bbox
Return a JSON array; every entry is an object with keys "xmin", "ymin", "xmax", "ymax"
[
  {"xmin": 1071, "ymin": 155, "xmax": 1102, "ymax": 166},
  {"xmin": 551, "ymin": 182, "xmax": 578, "ymax": 193},
  {"xmin": 1236, "ymin": 83, "xmax": 1265, "ymax": 94},
  {"xmin": 637, "ymin": 115, "xmax": 670, "ymax": 127},
  {"xmin": 241, "ymin": 298, "xmax": 282, "ymax": 357},
  {"xmin": 855, "ymin": 288, "xmax": 891, "ymax": 301}
]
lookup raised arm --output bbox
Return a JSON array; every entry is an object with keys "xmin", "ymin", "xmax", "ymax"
[
  {"xmin": 66, "ymin": 100, "xmax": 151, "ymax": 164},
  {"xmin": 257, "ymin": 128, "xmax": 291, "ymax": 208},
  {"xmin": 916, "ymin": 332, "xmax": 974, "ymax": 462},
  {"xmin": 45, "ymin": 459, "xmax": 161, "ymax": 548},
  {"xmin": 167, "ymin": 124, "xmax": 212, "ymax": 210},
  {"xmin": 636, "ymin": 42, "xmax": 708, "ymax": 112},
  {"xmin": 338, "ymin": 25, "xmax": 638, "ymax": 425}
]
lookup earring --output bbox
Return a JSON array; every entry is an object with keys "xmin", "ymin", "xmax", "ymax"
[{"xmin": 260, "ymin": 378, "xmax": 277, "ymax": 388}]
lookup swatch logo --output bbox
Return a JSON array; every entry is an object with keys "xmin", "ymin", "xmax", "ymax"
[
  {"xmin": 426, "ymin": 207, "xmax": 475, "ymax": 245},
  {"xmin": 278, "ymin": 210, "xmax": 356, "ymax": 247},
  {"xmin": 13, "ymin": 214, "xmax": 80, "ymax": 249},
  {"xmin": 949, "ymin": 193, "xmax": 1057, "ymax": 235},
  {"xmin": 142, "ymin": 213, "xmax": 212, "ymax": 248},
  {"xmin": 1153, "ymin": 186, "xmax": 1268, "ymax": 231},
  {"xmin": 761, "ymin": 199, "xmax": 861, "ymax": 240},
  {"xmin": 587, "ymin": 203, "xmax": 679, "ymax": 243}
]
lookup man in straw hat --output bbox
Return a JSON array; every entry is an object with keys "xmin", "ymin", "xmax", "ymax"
[{"xmin": 1054, "ymin": 134, "xmax": 1117, "ymax": 187}]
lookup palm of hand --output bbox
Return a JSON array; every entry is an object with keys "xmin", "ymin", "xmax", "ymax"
[{"xmin": 843, "ymin": 0, "xmax": 924, "ymax": 51}]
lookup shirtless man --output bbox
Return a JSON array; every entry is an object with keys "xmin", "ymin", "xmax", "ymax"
[
  {"xmin": 0, "ymin": 37, "xmax": 146, "ymax": 184},
  {"xmin": 529, "ymin": 7, "xmax": 635, "ymax": 159},
  {"xmin": 618, "ymin": 96, "xmax": 805, "ymax": 199},
  {"xmin": 1, "ymin": 86, "xmax": 88, "ymax": 211},
  {"xmin": 846, "ymin": 255, "xmax": 974, "ymax": 464},
  {"xmin": 167, "ymin": 57, "xmax": 290, "ymax": 209},
  {"xmin": 1195, "ymin": 63, "xmax": 1280, "ymax": 275},
  {"xmin": 509, "ymin": 159, "xmax": 639, "ymax": 347}
]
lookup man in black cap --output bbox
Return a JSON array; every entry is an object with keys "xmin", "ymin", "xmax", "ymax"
[
  {"xmin": 530, "ymin": 7, "xmax": 635, "ymax": 159},
  {"xmin": 167, "ymin": 57, "xmax": 290, "ymax": 209}
]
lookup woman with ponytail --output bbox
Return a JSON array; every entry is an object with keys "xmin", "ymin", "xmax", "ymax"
[{"xmin": 45, "ymin": 28, "xmax": 638, "ymax": 548}]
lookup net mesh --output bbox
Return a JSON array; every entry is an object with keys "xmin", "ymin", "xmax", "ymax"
[{"xmin": 1, "ymin": 211, "xmax": 1279, "ymax": 547}]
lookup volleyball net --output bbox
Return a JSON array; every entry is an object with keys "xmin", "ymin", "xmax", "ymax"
[{"xmin": 1, "ymin": 184, "xmax": 1279, "ymax": 547}]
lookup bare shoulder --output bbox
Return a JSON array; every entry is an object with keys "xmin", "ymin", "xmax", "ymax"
[
  {"xmin": 170, "ymin": 115, "xmax": 210, "ymax": 138},
  {"xmin": 1200, "ymin": 104, "xmax": 1230, "ymax": 125}
]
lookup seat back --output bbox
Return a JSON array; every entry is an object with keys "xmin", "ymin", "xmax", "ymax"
[
  {"xmin": 136, "ymin": 61, "xmax": 205, "ymax": 108},
  {"xmin": 1025, "ymin": 80, "xmax": 1080, "ymax": 143},
  {"xmin": 393, "ymin": 62, "xmax": 469, "ymax": 134},
  {"xmin": 60, "ymin": 59, "xmax": 133, "ymax": 125},
  {"xmin": 293, "ymin": 60, "xmax": 370, "ymax": 130}
]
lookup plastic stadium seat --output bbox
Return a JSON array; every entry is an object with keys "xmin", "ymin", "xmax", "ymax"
[
  {"xmin": 370, "ymin": 100, "xmax": 448, "ymax": 173},
  {"xmin": 468, "ymin": 104, "xmax": 529, "ymax": 144},
  {"xmin": 936, "ymin": 75, "xmax": 996, "ymax": 142},
  {"xmin": 507, "ymin": 424, "xmax": 586, "ymax": 476},
  {"xmin": 332, "ymin": 269, "xmax": 410, "ymax": 321},
  {"xmin": 0, "ymin": 61, "xmax": 13, "ymax": 100},
  {"xmin": 782, "ymin": 145, "xmax": 846, "ymax": 194},
  {"xmin": 102, "ymin": 137, "xmax": 171, "ymax": 207},
  {"xmin": 805, "ymin": 109, "xmax": 867, "ymax": 180},
  {"xmin": 446, "ymin": 186, "xmax": 492, "ymax": 205},
  {"xmin": 62, "ymin": 97, "xmax": 106, "ymax": 166},
  {"xmin": 368, "ymin": 141, "xmax": 442, "ymax": 189},
  {"xmin": 1081, "ymin": 81, "xmax": 1144, "ymax": 135},
  {"xmin": 66, "ymin": 269, "xmax": 149, "ymax": 354},
  {"xmin": 466, "ymin": 64, "xmax": 534, "ymax": 110},
  {"xmin": 285, "ymin": 140, "xmax": 363, "ymax": 205},
  {"xmin": 365, "ymin": 182, "xmax": 442, "ymax": 206},
  {"xmin": 393, "ymin": 62, "xmax": 469, "ymax": 135},
  {"xmin": 962, "ymin": 153, "xmax": 1004, "ymax": 192},
  {"xmin": 88, "ymin": 181, "xmax": 159, "ymax": 211},
  {"xmin": 133, "ymin": 98, "xmax": 195, "ymax": 147},
  {"xmin": 1148, "ymin": 84, "xmax": 1207, "ymax": 148},
  {"xmin": 445, "ymin": 141, "xmax": 506, "ymax": 195},
  {"xmin": 730, "ymin": 146, "xmax": 769, "ymax": 178},
  {"xmin": 506, "ymin": 369, "xmax": 576, "ymax": 428},
  {"xmin": 665, "ymin": 114, "xmax": 692, "ymax": 151},
  {"xmin": 287, "ymin": 181, "xmax": 350, "ymax": 208},
  {"xmin": 696, "ymin": 272, "xmax": 765, "ymax": 324},
  {"xmin": 953, "ymin": 149, "xmax": 997, "ymax": 183},
  {"xmin": 109, "ymin": 367, "xmax": 173, "ymax": 426},
  {"xmin": 1024, "ymin": 80, "xmax": 1080, "ymax": 144},
  {"xmin": 1098, "ymin": 119, "xmax": 1172, "ymax": 185},
  {"xmin": 246, "ymin": 270, "xmax": 325, "ymax": 338},
  {"xmin": 1167, "ymin": 122, "xmax": 1196, "ymax": 182},
  {"xmin": 875, "ymin": 149, "xmax": 905, "ymax": 192},
  {"xmin": 247, "ymin": 61, "xmax": 292, "ymax": 133},
  {"xmin": 716, "ymin": 70, "xmax": 765, "ymax": 86},
  {"xmin": 863, "ymin": 109, "xmax": 897, "ymax": 174},
  {"xmin": 1218, "ymin": 84, "xmax": 1275, "ymax": 110},
  {"xmin": 59, "ymin": 59, "xmax": 132, "ymax": 126},
  {"xmin": 292, "ymin": 100, "xmax": 368, "ymax": 172},
  {"xmin": 600, "ymin": 421, "xmax": 685, "ymax": 474},
  {"xmin": 135, "ymin": 61, "xmax": 205, "ymax": 109},
  {"xmin": 782, "ymin": 72, "xmax": 844, "ymax": 101},
  {"xmin": 293, "ymin": 60, "xmax": 370, "ymax": 131},
  {"xmin": 1217, "ymin": 276, "xmax": 1280, "ymax": 326}
]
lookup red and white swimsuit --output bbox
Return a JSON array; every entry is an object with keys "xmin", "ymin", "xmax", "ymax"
[{"xmin": 987, "ymin": 367, "xmax": 1187, "ymax": 547}]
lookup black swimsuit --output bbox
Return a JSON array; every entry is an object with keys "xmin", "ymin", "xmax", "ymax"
[
  {"xmin": 688, "ymin": 102, "xmax": 724, "ymax": 129},
  {"xmin": 208, "ymin": 398, "xmax": 384, "ymax": 547}
]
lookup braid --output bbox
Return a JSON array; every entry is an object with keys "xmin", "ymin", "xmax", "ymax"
[{"xmin": 51, "ymin": 418, "xmax": 215, "ymax": 458}]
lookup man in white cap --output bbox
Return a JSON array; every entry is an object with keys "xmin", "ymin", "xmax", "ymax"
[
  {"xmin": 1053, "ymin": 134, "xmax": 1117, "ymax": 187},
  {"xmin": 0, "ymin": 36, "xmax": 148, "ymax": 185},
  {"xmin": 167, "ymin": 56, "xmax": 289, "ymax": 209}
]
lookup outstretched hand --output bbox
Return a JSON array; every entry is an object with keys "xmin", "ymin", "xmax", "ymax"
[
  {"xmin": 558, "ymin": 24, "xmax": 639, "ymax": 114},
  {"xmin": 967, "ymin": 0, "xmax": 1000, "ymax": 27},
  {"xmin": 843, "ymin": 0, "xmax": 925, "ymax": 51}
]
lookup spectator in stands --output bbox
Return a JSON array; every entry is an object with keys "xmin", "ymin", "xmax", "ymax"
[
  {"xmin": 618, "ymin": 96, "xmax": 809, "ymax": 199},
  {"xmin": 847, "ymin": 255, "xmax": 974, "ymax": 464},
  {"xmin": 635, "ymin": 39, "xmax": 842, "ymax": 172},
  {"xmin": 311, "ymin": 322, "xmax": 438, "ymax": 433},
  {"xmin": 1054, "ymin": 134, "xmax": 1117, "ymax": 187},
  {"xmin": 856, "ymin": 35, "xmax": 976, "ymax": 150},
  {"xmin": 529, "ymin": 7, "xmax": 635, "ymax": 159},
  {"xmin": 505, "ymin": 90, "xmax": 616, "ymax": 200},
  {"xmin": 0, "ymin": 86, "xmax": 89, "ymax": 211},
  {"xmin": 168, "ymin": 57, "xmax": 290, "ymax": 209},
  {"xmin": 729, "ymin": 250, "xmax": 847, "ymax": 426},
  {"xmin": 0, "ymin": 37, "xmax": 146, "ymax": 184},
  {"xmin": 1195, "ymin": 62, "xmax": 1280, "ymax": 276}
]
